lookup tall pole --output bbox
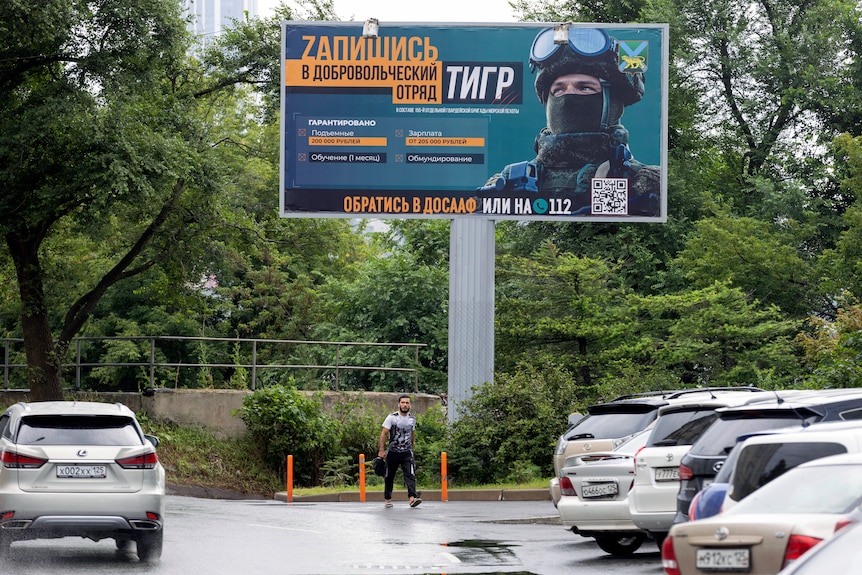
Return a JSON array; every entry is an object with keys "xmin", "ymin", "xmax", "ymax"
[{"xmin": 448, "ymin": 218, "xmax": 495, "ymax": 421}]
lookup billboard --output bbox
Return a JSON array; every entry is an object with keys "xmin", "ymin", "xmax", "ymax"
[{"xmin": 281, "ymin": 22, "xmax": 668, "ymax": 222}]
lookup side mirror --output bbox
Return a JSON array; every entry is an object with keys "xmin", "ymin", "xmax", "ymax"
[{"xmin": 144, "ymin": 434, "xmax": 160, "ymax": 448}]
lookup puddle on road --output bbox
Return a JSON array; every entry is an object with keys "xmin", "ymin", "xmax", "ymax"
[{"xmin": 439, "ymin": 539, "xmax": 519, "ymax": 565}]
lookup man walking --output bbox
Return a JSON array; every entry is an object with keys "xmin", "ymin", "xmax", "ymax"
[{"xmin": 378, "ymin": 395, "xmax": 421, "ymax": 508}]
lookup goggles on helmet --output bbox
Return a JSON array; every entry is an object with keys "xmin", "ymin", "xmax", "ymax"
[{"xmin": 529, "ymin": 27, "xmax": 614, "ymax": 71}]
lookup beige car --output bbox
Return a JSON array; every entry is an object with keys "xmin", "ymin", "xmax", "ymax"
[{"xmin": 661, "ymin": 452, "xmax": 862, "ymax": 575}]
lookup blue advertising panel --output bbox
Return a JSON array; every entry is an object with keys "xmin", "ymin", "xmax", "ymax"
[{"xmin": 281, "ymin": 22, "xmax": 668, "ymax": 222}]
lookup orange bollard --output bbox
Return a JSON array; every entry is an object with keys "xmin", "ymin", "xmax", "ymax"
[
  {"xmin": 359, "ymin": 454, "xmax": 366, "ymax": 502},
  {"xmin": 441, "ymin": 451, "xmax": 448, "ymax": 502},
  {"xmin": 286, "ymin": 454, "xmax": 293, "ymax": 503}
]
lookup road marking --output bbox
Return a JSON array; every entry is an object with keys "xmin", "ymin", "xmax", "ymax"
[{"xmin": 248, "ymin": 523, "xmax": 325, "ymax": 534}]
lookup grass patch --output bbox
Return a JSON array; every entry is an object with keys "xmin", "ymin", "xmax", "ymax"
[
  {"xmin": 139, "ymin": 415, "xmax": 284, "ymax": 496},
  {"xmin": 293, "ymin": 477, "xmax": 550, "ymax": 497}
]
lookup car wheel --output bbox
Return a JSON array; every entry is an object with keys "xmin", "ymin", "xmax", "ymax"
[
  {"xmin": 136, "ymin": 530, "xmax": 163, "ymax": 562},
  {"xmin": 593, "ymin": 533, "xmax": 646, "ymax": 556}
]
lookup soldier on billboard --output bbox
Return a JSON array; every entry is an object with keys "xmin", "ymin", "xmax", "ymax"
[{"xmin": 477, "ymin": 27, "xmax": 660, "ymax": 217}]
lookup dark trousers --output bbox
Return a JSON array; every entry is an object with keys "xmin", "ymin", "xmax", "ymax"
[{"xmin": 384, "ymin": 449, "xmax": 417, "ymax": 500}]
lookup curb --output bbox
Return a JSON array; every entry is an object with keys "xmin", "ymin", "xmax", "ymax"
[
  {"xmin": 167, "ymin": 483, "xmax": 270, "ymax": 500},
  {"xmin": 274, "ymin": 488, "xmax": 552, "ymax": 503}
]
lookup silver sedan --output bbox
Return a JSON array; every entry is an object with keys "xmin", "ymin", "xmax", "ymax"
[{"xmin": 556, "ymin": 429, "xmax": 651, "ymax": 555}]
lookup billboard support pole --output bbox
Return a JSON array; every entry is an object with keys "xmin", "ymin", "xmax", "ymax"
[{"xmin": 448, "ymin": 217, "xmax": 495, "ymax": 422}]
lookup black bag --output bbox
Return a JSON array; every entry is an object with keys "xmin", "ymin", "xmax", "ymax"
[{"xmin": 373, "ymin": 456, "xmax": 387, "ymax": 477}]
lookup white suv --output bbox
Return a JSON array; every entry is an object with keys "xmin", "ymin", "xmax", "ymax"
[
  {"xmin": 0, "ymin": 401, "xmax": 165, "ymax": 561},
  {"xmin": 627, "ymin": 390, "xmax": 773, "ymax": 546}
]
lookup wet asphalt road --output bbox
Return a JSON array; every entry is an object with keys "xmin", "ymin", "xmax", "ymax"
[{"xmin": 3, "ymin": 495, "xmax": 666, "ymax": 575}]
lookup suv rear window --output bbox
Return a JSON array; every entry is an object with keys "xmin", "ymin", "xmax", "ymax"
[
  {"xmin": 564, "ymin": 410, "xmax": 656, "ymax": 440},
  {"xmin": 647, "ymin": 408, "xmax": 719, "ymax": 447},
  {"xmin": 15, "ymin": 415, "xmax": 143, "ymax": 446},
  {"xmin": 687, "ymin": 413, "xmax": 819, "ymax": 457},
  {"xmin": 730, "ymin": 441, "xmax": 848, "ymax": 502}
]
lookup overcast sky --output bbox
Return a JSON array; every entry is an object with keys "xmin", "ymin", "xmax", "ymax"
[{"xmin": 260, "ymin": 0, "xmax": 519, "ymax": 22}]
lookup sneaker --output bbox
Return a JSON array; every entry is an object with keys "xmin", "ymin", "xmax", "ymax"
[
  {"xmin": 409, "ymin": 497, "xmax": 422, "ymax": 508},
  {"xmin": 384, "ymin": 501, "xmax": 393, "ymax": 508}
]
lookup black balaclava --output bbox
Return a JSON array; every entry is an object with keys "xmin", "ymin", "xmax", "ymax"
[{"xmin": 545, "ymin": 92, "xmax": 604, "ymax": 134}]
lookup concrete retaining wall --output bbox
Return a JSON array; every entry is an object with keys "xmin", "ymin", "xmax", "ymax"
[{"xmin": 0, "ymin": 389, "xmax": 444, "ymax": 438}]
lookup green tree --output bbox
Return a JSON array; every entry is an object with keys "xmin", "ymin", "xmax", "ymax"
[
  {"xmin": 817, "ymin": 136, "xmax": 862, "ymax": 307},
  {"xmin": 673, "ymin": 213, "xmax": 814, "ymax": 318},
  {"xmin": 646, "ymin": 0, "xmax": 860, "ymax": 212},
  {"xmin": 495, "ymin": 244, "xmax": 635, "ymax": 389},
  {"xmin": 1, "ymin": 0, "xmax": 197, "ymax": 399},
  {"xmin": 797, "ymin": 299, "xmax": 862, "ymax": 388},
  {"xmin": 495, "ymin": 243, "xmax": 804, "ymax": 389},
  {"xmin": 511, "ymin": 0, "xmax": 648, "ymax": 23},
  {"xmin": 635, "ymin": 283, "xmax": 803, "ymax": 387},
  {"xmin": 0, "ymin": 2, "xmax": 308, "ymax": 398},
  {"xmin": 314, "ymin": 236, "xmax": 449, "ymax": 393}
]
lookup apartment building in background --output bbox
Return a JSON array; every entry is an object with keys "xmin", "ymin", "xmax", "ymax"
[{"xmin": 183, "ymin": 0, "xmax": 259, "ymax": 45}]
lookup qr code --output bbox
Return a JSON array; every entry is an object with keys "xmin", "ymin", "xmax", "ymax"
[{"xmin": 591, "ymin": 178, "xmax": 628, "ymax": 215}]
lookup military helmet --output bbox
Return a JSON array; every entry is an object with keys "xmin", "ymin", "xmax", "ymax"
[{"xmin": 531, "ymin": 27, "xmax": 644, "ymax": 106}]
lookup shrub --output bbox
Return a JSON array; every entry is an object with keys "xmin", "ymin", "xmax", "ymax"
[
  {"xmin": 330, "ymin": 395, "xmax": 384, "ymax": 462},
  {"xmin": 413, "ymin": 403, "xmax": 448, "ymax": 486},
  {"xmin": 446, "ymin": 364, "xmax": 580, "ymax": 484},
  {"xmin": 238, "ymin": 385, "xmax": 338, "ymax": 486}
]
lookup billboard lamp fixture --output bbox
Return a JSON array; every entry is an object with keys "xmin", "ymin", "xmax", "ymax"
[
  {"xmin": 553, "ymin": 23, "xmax": 572, "ymax": 45},
  {"xmin": 363, "ymin": 18, "xmax": 379, "ymax": 38}
]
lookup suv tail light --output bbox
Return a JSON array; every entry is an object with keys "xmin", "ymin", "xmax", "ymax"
[
  {"xmin": 559, "ymin": 477, "xmax": 576, "ymax": 497},
  {"xmin": 661, "ymin": 535, "xmax": 681, "ymax": 575},
  {"xmin": 782, "ymin": 534, "xmax": 822, "ymax": 567},
  {"xmin": 834, "ymin": 517, "xmax": 856, "ymax": 532},
  {"xmin": 116, "ymin": 452, "xmax": 158, "ymax": 469},
  {"xmin": 634, "ymin": 446, "xmax": 646, "ymax": 476},
  {"xmin": 678, "ymin": 464, "xmax": 693, "ymax": 481},
  {"xmin": 2, "ymin": 450, "xmax": 47, "ymax": 469}
]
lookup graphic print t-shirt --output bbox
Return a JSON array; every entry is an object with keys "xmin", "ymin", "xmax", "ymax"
[{"xmin": 382, "ymin": 412, "xmax": 416, "ymax": 453}]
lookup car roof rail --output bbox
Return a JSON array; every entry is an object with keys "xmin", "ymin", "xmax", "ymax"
[
  {"xmin": 611, "ymin": 386, "xmax": 764, "ymax": 402},
  {"xmin": 609, "ymin": 390, "xmax": 685, "ymax": 401},
  {"xmin": 662, "ymin": 386, "xmax": 765, "ymax": 399}
]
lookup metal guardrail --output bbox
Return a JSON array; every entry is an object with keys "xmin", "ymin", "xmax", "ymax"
[{"xmin": 1, "ymin": 336, "xmax": 426, "ymax": 392}]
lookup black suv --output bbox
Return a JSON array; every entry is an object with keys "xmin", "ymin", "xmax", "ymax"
[{"xmin": 674, "ymin": 388, "xmax": 862, "ymax": 524}]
